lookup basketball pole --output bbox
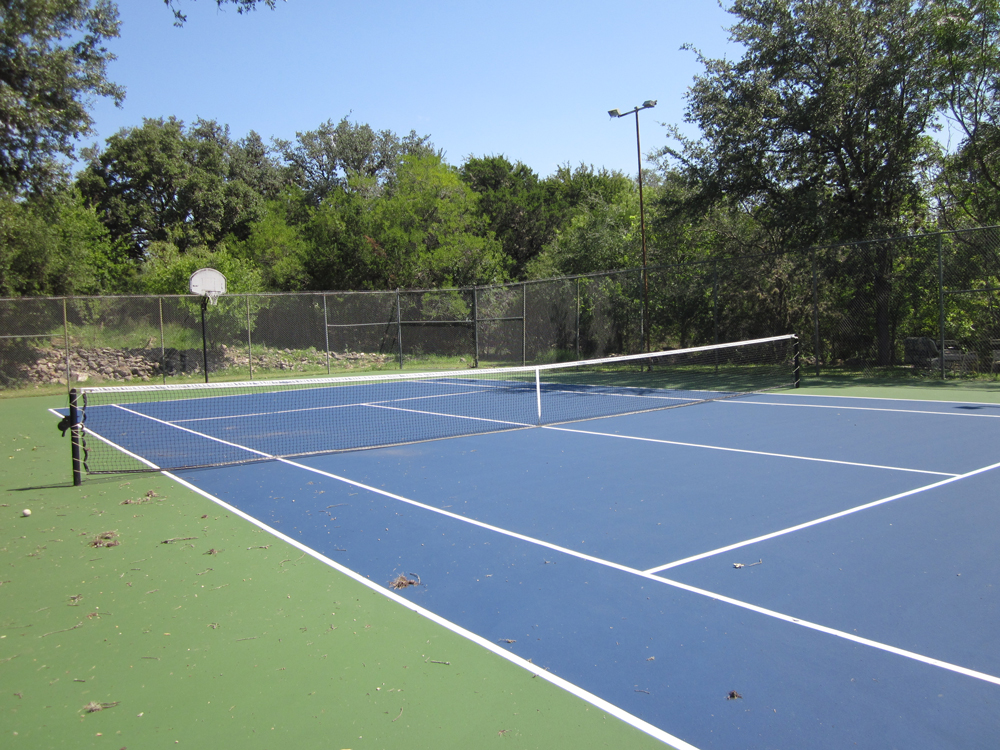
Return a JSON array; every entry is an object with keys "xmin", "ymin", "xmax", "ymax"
[{"xmin": 200, "ymin": 296, "xmax": 209, "ymax": 384}]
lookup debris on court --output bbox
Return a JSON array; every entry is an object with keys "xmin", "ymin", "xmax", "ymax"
[
  {"xmin": 161, "ymin": 536, "xmax": 197, "ymax": 544},
  {"xmin": 83, "ymin": 700, "xmax": 119, "ymax": 713},
  {"xmin": 733, "ymin": 559, "xmax": 763, "ymax": 569},
  {"xmin": 727, "ymin": 691, "xmax": 743, "ymax": 700},
  {"xmin": 89, "ymin": 531, "xmax": 119, "ymax": 548},
  {"xmin": 121, "ymin": 490, "xmax": 163, "ymax": 506},
  {"xmin": 389, "ymin": 573, "xmax": 420, "ymax": 589}
]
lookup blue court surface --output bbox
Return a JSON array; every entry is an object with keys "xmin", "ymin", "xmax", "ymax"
[{"xmin": 67, "ymin": 388, "xmax": 1000, "ymax": 749}]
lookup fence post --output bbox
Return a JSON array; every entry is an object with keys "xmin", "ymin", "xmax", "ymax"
[
  {"xmin": 938, "ymin": 233, "xmax": 946, "ymax": 380},
  {"xmin": 712, "ymin": 263, "xmax": 719, "ymax": 347},
  {"xmin": 811, "ymin": 248, "xmax": 821, "ymax": 377},
  {"xmin": 473, "ymin": 287, "xmax": 479, "ymax": 367},
  {"xmin": 322, "ymin": 294, "xmax": 331, "ymax": 376},
  {"xmin": 522, "ymin": 282, "xmax": 528, "ymax": 366},
  {"xmin": 158, "ymin": 297, "xmax": 166, "ymax": 385},
  {"xmin": 713, "ymin": 264, "xmax": 719, "ymax": 372},
  {"xmin": 62, "ymin": 298, "xmax": 71, "ymax": 391},
  {"xmin": 247, "ymin": 296, "xmax": 254, "ymax": 381},
  {"xmin": 396, "ymin": 290, "xmax": 403, "ymax": 369},
  {"xmin": 575, "ymin": 278, "xmax": 581, "ymax": 360}
]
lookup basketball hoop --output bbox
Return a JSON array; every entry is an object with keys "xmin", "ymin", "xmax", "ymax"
[{"xmin": 189, "ymin": 268, "xmax": 227, "ymax": 305}]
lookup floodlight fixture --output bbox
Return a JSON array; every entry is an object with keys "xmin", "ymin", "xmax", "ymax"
[{"xmin": 606, "ymin": 98, "xmax": 657, "ymax": 352}]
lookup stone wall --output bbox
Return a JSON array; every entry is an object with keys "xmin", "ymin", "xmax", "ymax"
[{"xmin": 8, "ymin": 345, "xmax": 393, "ymax": 386}]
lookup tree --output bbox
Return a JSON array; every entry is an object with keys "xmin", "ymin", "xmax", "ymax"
[
  {"xmin": 459, "ymin": 155, "xmax": 558, "ymax": 277},
  {"xmin": 275, "ymin": 117, "xmax": 437, "ymax": 205},
  {"xmin": 370, "ymin": 155, "xmax": 509, "ymax": 289},
  {"xmin": 0, "ymin": 189, "xmax": 129, "ymax": 296},
  {"xmin": 0, "ymin": 0, "xmax": 124, "ymax": 196},
  {"xmin": 927, "ymin": 0, "xmax": 1000, "ymax": 226},
  {"xmin": 78, "ymin": 117, "xmax": 270, "ymax": 257},
  {"xmin": 660, "ymin": 0, "xmax": 940, "ymax": 364},
  {"xmin": 300, "ymin": 156, "xmax": 509, "ymax": 290}
]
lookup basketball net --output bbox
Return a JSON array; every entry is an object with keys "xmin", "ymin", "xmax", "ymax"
[{"xmin": 206, "ymin": 291, "xmax": 222, "ymax": 306}]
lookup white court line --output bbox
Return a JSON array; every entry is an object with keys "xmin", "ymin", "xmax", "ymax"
[
  {"xmin": 780, "ymin": 392, "xmax": 1000, "ymax": 406},
  {"xmin": 644, "ymin": 462, "xmax": 1000, "ymax": 573},
  {"xmin": 364, "ymin": 402, "xmax": 535, "ymax": 428},
  {"xmin": 171, "ymin": 388, "xmax": 490, "ymax": 424},
  {"xmin": 75, "ymin": 408, "xmax": 1000, "ymax": 690},
  {"xmin": 544, "ymin": 425, "xmax": 957, "ymax": 477},
  {"xmin": 726, "ymin": 399, "xmax": 1000, "ymax": 419},
  {"xmin": 51, "ymin": 413, "xmax": 697, "ymax": 750}
]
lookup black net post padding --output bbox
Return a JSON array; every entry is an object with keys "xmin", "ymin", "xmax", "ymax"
[
  {"xmin": 794, "ymin": 336, "xmax": 801, "ymax": 388},
  {"xmin": 69, "ymin": 388, "xmax": 82, "ymax": 486}
]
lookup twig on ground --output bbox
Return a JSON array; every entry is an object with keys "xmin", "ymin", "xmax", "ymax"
[
  {"xmin": 40, "ymin": 621, "xmax": 82, "ymax": 638},
  {"xmin": 161, "ymin": 537, "xmax": 197, "ymax": 544}
]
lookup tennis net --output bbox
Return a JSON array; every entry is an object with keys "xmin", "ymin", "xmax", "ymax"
[{"xmin": 69, "ymin": 334, "xmax": 798, "ymax": 476}]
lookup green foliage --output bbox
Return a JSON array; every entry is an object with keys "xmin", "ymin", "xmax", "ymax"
[
  {"xmin": 0, "ymin": 189, "xmax": 131, "ymax": 297},
  {"xmin": 79, "ymin": 118, "xmax": 272, "ymax": 258},
  {"xmin": 0, "ymin": 0, "xmax": 124, "ymax": 195},
  {"xmin": 662, "ymin": 0, "xmax": 938, "ymax": 246},
  {"xmin": 370, "ymin": 155, "xmax": 510, "ymax": 289},
  {"xmin": 928, "ymin": 1, "xmax": 1000, "ymax": 226},
  {"xmin": 527, "ymin": 189, "xmax": 641, "ymax": 278},
  {"xmin": 274, "ymin": 117, "xmax": 437, "ymax": 205},
  {"xmin": 459, "ymin": 155, "xmax": 558, "ymax": 276},
  {"xmin": 139, "ymin": 242, "xmax": 263, "ymax": 296},
  {"xmin": 229, "ymin": 196, "xmax": 311, "ymax": 290},
  {"xmin": 525, "ymin": 166, "xmax": 641, "ymax": 279}
]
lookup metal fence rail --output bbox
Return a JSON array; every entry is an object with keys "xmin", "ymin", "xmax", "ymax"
[{"xmin": 2, "ymin": 226, "xmax": 999, "ymax": 391}]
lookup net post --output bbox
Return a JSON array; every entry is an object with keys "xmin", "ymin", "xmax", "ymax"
[
  {"xmin": 535, "ymin": 368, "xmax": 542, "ymax": 424},
  {"xmin": 793, "ymin": 336, "xmax": 801, "ymax": 388},
  {"xmin": 69, "ymin": 389, "xmax": 82, "ymax": 486}
]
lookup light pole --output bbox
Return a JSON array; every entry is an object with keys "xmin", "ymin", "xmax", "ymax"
[{"xmin": 608, "ymin": 100, "xmax": 656, "ymax": 353}]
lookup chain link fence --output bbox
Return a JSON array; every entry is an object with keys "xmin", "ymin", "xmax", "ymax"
[{"xmin": 2, "ymin": 226, "xmax": 999, "ymax": 392}]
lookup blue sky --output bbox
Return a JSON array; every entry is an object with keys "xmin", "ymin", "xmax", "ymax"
[{"xmin": 85, "ymin": 1, "xmax": 740, "ymax": 179}]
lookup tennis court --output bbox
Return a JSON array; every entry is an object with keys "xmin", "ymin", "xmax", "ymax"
[{"xmin": 54, "ymin": 337, "xmax": 1000, "ymax": 749}]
